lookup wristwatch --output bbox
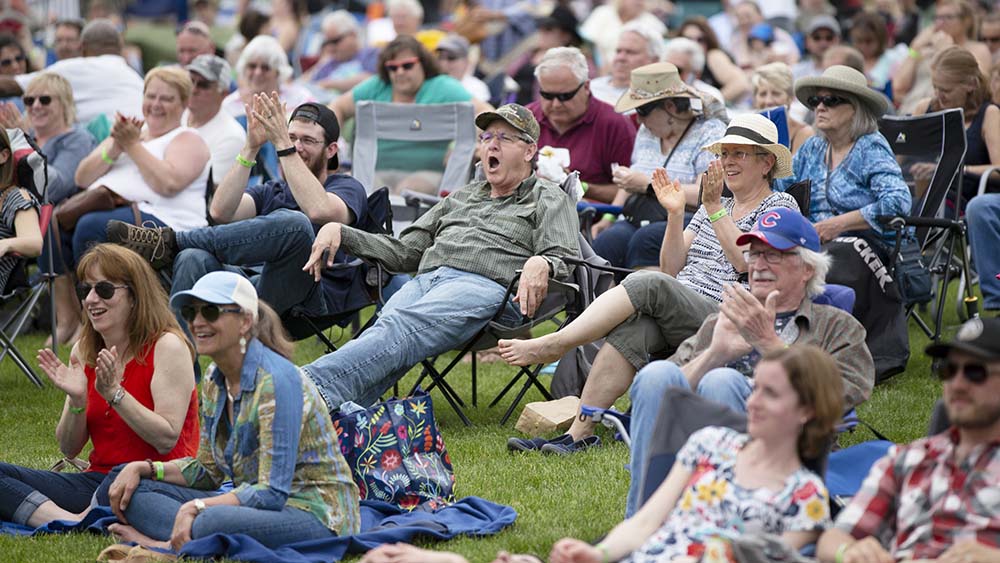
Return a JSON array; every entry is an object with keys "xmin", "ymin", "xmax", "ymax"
[
  {"xmin": 109, "ymin": 387, "xmax": 126, "ymax": 407},
  {"xmin": 193, "ymin": 498, "xmax": 207, "ymax": 514},
  {"xmin": 276, "ymin": 146, "xmax": 297, "ymax": 157}
]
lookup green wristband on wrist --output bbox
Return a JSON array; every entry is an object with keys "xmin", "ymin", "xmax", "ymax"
[
  {"xmin": 602, "ymin": 213, "xmax": 617, "ymax": 223},
  {"xmin": 100, "ymin": 147, "xmax": 116, "ymax": 165},
  {"xmin": 69, "ymin": 405, "xmax": 85, "ymax": 414},
  {"xmin": 235, "ymin": 153, "xmax": 256, "ymax": 169},
  {"xmin": 708, "ymin": 208, "xmax": 728, "ymax": 223},
  {"xmin": 835, "ymin": 543, "xmax": 850, "ymax": 563},
  {"xmin": 908, "ymin": 47, "xmax": 920, "ymax": 60},
  {"xmin": 154, "ymin": 461, "xmax": 165, "ymax": 481}
]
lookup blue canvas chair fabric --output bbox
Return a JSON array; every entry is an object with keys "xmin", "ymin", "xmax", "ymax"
[{"xmin": 759, "ymin": 105, "xmax": 791, "ymax": 148}]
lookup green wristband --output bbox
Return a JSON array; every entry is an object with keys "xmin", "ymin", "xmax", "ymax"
[
  {"xmin": 100, "ymin": 147, "xmax": 116, "ymax": 165},
  {"xmin": 69, "ymin": 405, "xmax": 85, "ymax": 414},
  {"xmin": 835, "ymin": 543, "xmax": 849, "ymax": 563},
  {"xmin": 708, "ymin": 208, "xmax": 728, "ymax": 223},
  {"xmin": 596, "ymin": 543, "xmax": 610, "ymax": 563},
  {"xmin": 602, "ymin": 213, "xmax": 617, "ymax": 223},
  {"xmin": 154, "ymin": 461, "xmax": 165, "ymax": 481},
  {"xmin": 581, "ymin": 181, "xmax": 589, "ymax": 192},
  {"xmin": 235, "ymin": 153, "xmax": 256, "ymax": 169}
]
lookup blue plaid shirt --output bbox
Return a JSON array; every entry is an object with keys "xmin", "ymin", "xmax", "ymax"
[{"xmin": 777, "ymin": 132, "xmax": 911, "ymax": 242}]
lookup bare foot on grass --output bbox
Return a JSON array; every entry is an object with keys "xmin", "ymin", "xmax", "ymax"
[{"xmin": 497, "ymin": 335, "xmax": 566, "ymax": 366}]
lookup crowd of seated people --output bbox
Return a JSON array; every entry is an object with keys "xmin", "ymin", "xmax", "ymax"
[{"xmin": 0, "ymin": 1, "xmax": 998, "ymax": 561}]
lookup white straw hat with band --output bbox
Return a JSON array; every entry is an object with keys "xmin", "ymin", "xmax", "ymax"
[
  {"xmin": 615, "ymin": 61, "xmax": 705, "ymax": 114},
  {"xmin": 700, "ymin": 114, "xmax": 793, "ymax": 179},
  {"xmin": 794, "ymin": 64, "xmax": 888, "ymax": 116}
]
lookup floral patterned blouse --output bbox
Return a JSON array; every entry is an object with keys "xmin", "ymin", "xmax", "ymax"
[{"xmin": 623, "ymin": 426, "xmax": 831, "ymax": 563}]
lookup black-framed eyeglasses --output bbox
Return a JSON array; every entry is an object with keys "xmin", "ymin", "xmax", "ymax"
[
  {"xmin": 288, "ymin": 134, "xmax": 324, "ymax": 147},
  {"xmin": 806, "ymin": 95, "xmax": 850, "ymax": 109},
  {"xmin": 385, "ymin": 58, "xmax": 419, "ymax": 73},
  {"xmin": 22, "ymin": 95, "xmax": 52, "ymax": 106},
  {"xmin": 180, "ymin": 303, "xmax": 243, "ymax": 323},
  {"xmin": 539, "ymin": 81, "xmax": 585, "ymax": 102},
  {"xmin": 0, "ymin": 54, "xmax": 24, "ymax": 67},
  {"xmin": 935, "ymin": 359, "xmax": 998, "ymax": 385},
  {"xmin": 76, "ymin": 281, "xmax": 129, "ymax": 301},
  {"xmin": 635, "ymin": 101, "xmax": 662, "ymax": 117},
  {"xmin": 743, "ymin": 249, "xmax": 795, "ymax": 264}
]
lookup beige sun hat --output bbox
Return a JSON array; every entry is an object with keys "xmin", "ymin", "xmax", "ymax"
[
  {"xmin": 794, "ymin": 65, "xmax": 888, "ymax": 116},
  {"xmin": 614, "ymin": 62, "xmax": 705, "ymax": 114},
  {"xmin": 701, "ymin": 114, "xmax": 793, "ymax": 179}
]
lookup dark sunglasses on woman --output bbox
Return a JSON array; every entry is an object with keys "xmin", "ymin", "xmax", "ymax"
[
  {"xmin": 806, "ymin": 95, "xmax": 849, "ymax": 109},
  {"xmin": 635, "ymin": 101, "xmax": 662, "ymax": 117},
  {"xmin": 180, "ymin": 303, "xmax": 243, "ymax": 323},
  {"xmin": 23, "ymin": 95, "xmax": 53, "ymax": 107},
  {"xmin": 76, "ymin": 281, "xmax": 129, "ymax": 301}
]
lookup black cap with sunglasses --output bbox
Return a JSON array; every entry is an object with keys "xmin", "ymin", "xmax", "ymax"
[{"xmin": 927, "ymin": 317, "xmax": 1000, "ymax": 363}]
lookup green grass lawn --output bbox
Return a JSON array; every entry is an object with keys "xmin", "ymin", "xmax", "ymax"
[{"xmin": 0, "ymin": 288, "xmax": 978, "ymax": 562}]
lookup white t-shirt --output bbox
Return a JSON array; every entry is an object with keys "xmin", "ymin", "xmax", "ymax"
[
  {"xmin": 461, "ymin": 75, "xmax": 491, "ymax": 103},
  {"xmin": 580, "ymin": 5, "xmax": 666, "ymax": 70},
  {"xmin": 182, "ymin": 108, "xmax": 247, "ymax": 183},
  {"xmin": 590, "ymin": 75, "xmax": 628, "ymax": 108},
  {"xmin": 18, "ymin": 55, "xmax": 143, "ymax": 125}
]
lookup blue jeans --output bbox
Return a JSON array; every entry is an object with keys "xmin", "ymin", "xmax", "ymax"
[
  {"xmin": 624, "ymin": 361, "xmax": 751, "ymax": 517},
  {"xmin": 123, "ymin": 479, "xmax": 333, "ymax": 548},
  {"xmin": 172, "ymin": 209, "xmax": 324, "ymax": 317},
  {"xmin": 592, "ymin": 221, "xmax": 667, "ymax": 271},
  {"xmin": 302, "ymin": 267, "xmax": 520, "ymax": 410},
  {"xmin": 967, "ymin": 194, "xmax": 1000, "ymax": 310},
  {"xmin": 43, "ymin": 207, "xmax": 166, "ymax": 274},
  {"xmin": 0, "ymin": 463, "xmax": 106, "ymax": 524}
]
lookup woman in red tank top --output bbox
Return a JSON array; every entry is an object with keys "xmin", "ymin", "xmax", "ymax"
[{"xmin": 0, "ymin": 244, "xmax": 199, "ymax": 528}]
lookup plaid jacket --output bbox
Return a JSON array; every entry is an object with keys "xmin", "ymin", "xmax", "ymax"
[{"xmin": 834, "ymin": 428, "xmax": 1000, "ymax": 559}]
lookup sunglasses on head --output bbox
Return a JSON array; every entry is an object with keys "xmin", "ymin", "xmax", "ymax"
[
  {"xmin": 385, "ymin": 58, "xmax": 419, "ymax": 73},
  {"xmin": 935, "ymin": 359, "xmax": 997, "ymax": 385},
  {"xmin": 635, "ymin": 101, "xmax": 662, "ymax": 117},
  {"xmin": 22, "ymin": 95, "xmax": 52, "ymax": 106},
  {"xmin": 76, "ymin": 281, "xmax": 128, "ymax": 301},
  {"xmin": 180, "ymin": 303, "xmax": 243, "ymax": 323},
  {"xmin": 539, "ymin": 81, "xmax": 585, "ymax": 102},
  {"xmin": 806, "ymin": 95, "xmax": 849, "ymax": 109}
]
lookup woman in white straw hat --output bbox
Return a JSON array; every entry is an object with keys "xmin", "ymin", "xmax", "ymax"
[
  {"xmin": 499, "ymin": 113, "xmax": 798, "ymax": 453},
  {"xmin": 592, "ymin": 62, "xmax": 726, "ymax": 273},
  {"xmin": 777, "ymin": 64, "xmax": 911, "ymax": 380}
]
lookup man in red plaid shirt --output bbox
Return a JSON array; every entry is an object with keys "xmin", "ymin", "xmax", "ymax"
[{"xmin": 817, "ymin": 317, "xmax": 1000, "ymax": 563}]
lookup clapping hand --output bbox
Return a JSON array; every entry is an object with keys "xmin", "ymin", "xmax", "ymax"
[
  {"xmin": 109, "ymin": 113, "xmax": 143, "ymax": 150},
  {"xmin": 37, "ymin": 348, "xmax": 88, "ymax": 402},
  {"xmin": 250, "ymin": 92, "xmax": 292, "ymax": 148},
  {"xmin": 701, "ymin": 160, "xmax": 726, "ymax": 209},
  {"xmin": 707, "ymin": 306, "xmax": 753, "ymax": 363},
  {"xmin": 0, "ymin": 101, "xmax": 25, "ymax": 130},
  {"xmin": 651, "ymin": 167, "xmax": 685, "ymax": 215},
  {"xmin": 612, "ymin": 165, "xmax": 651, "ymax": 193},
  {"xmin": 94, "ymin": 346, "xmax": 123, "ymax": 402},
  {"xmin": 719, "ymin": 283, "xmax": 782, "ymax": 352}
]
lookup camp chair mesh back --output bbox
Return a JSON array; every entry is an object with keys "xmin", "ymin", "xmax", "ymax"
[{"xmin": 877, "ymin": 109, "xmax": 978, "ymax": 339}]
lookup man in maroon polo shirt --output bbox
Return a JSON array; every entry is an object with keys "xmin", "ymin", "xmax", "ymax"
[{"xmin": 527, "ymin": 46, "xmax": 637, "ymax": 204}]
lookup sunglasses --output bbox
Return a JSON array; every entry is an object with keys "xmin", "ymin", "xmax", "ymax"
[
  {"xmin": 806, "ymin": 95, "xmax": 850, "ymax": 109},
  {"xmin": 810, "ymin": 32, "xmax": 836, "ymax": 42},
  {"xmin": 436, "ymin": 51, "xmax": 461, "ymax": 62},
  {"xmin": 0, "ymin": 54, "xmax": 24, "ymax": 67},
  {"xmin": 385, "ymin": 58, "xmax": 419, "ymax": 73},
  {"xmin": 635, "ymin": 101, "xmax": 662, "ymax": 117},
  {"xmin": 935, "ymin": 359, "xmax": 998, "ymax": 384},
  {"xmin": 190, "ymin": 77, "xmax": 214, "ymax": 91},
  {"xmin": 22, "ymin": 95, "xmax": 52, "ymax": 106},
  {"xmin": 76, "ymin": 281, "xmax": 129, "ymax": 301},
  {"xmin": 180, "ymin": 303, "xmax": 243, "ymax": 323},
  {"xmin": 539, "ymin": 81, "xmax": 585, "ymax": 102}
]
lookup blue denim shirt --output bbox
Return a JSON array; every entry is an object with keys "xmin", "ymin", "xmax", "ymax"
[
  {"xmin": 776, "ymin": 132, "xmax": 911, "ymax": 242},
  {"xmin": 174, "ymin": 338, "xmax": 360, "ymax": 534},
  {"xmin": 40, "ymin": 127, "xmax": 97, "ymax": 204}
]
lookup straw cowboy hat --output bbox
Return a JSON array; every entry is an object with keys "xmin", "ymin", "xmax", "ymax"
[
  {"xmin": 794, "ymin": 65, "xmax": 888, "ymax": 116},
  {"xmin": 701, "ymin": 114, "xmax": 794, "ymax": 179},
  {"xmin": 615, "ymin": 62, "xmax": 704, "ymax": 114}
]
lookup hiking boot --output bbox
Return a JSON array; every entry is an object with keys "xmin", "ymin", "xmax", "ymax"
[
  {"xmin": 507, "ymin": 433, "xmax": 573, "ymax": 453},
  {"xmin": 540, "ymin": 435, "xmax": 601, "ymax": 455},
  {"xmin": 106, "ymin": 220, "xmax": 178, "ymax": 271}
]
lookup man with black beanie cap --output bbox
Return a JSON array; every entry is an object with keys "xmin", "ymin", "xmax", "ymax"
[{"xmin": 108, "ymin": 93, "xmax": 373, "ymax": 322}]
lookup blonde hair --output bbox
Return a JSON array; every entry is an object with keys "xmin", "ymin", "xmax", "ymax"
[
  {"xmin": 76, "ymin": 244, "xmax": 194, "ymax": 367},
  {"xmin": 25, "ymin": 73, "xmax": 76, "ymax": 127},
  {"xmin": 937, "ymin": 0, "xmax": 978, "ymax": 40},
  {"xmin": 752, "ymin": 62, "xmax": 794, "ymax": 104},
  {"xmin": 253, "ymin": 301, "xmax": 294, "ymax": 360},
  {"xmin": 932, "ymin": 45, "xmax": 990, "ymax": 112},
  {"xmin": 144, "ymin": 66, "xmax": 193, "ymax": 107}
]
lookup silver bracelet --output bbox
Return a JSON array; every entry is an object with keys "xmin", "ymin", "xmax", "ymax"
[{"xmin": 109, "ymin": 387, "xmax": 126, "ymax": 407}]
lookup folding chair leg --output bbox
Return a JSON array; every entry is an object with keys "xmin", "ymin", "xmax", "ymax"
[
  {"xmin": 471, "ymin": 352, "xmax": 477, "ymax": 407},
  {"xmin": 499, "ymin": 366, "xmax": 546, "ymax": 425},
  {"xmin": 413, "ymin": 359, "xmax": 467, "ymax": 408},
  {"xmin": 0, "ymin": 332, "xmax": 43, "ymax": 387}
]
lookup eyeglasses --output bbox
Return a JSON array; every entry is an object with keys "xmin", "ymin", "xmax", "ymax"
[
  {"xmin": 288, "ymin": 134, "xmax": 324, "ymax": 147},
  {"xmin": 806, "ymin": 95, "xmax": 850, "ymax": 109},
  {"xmin": 933, "ymin": 13, "xmax": 960, "ymax": 22},
  {"xmin": 0, "ymin": 54, "xmax": 24, "ymax": 67},
  {"xmin": 76, "ymin": 281, "xmax": 129, "ymax": 301},
  {"xmin": 719, "ymin": 150, "xmax": 769, "ymax": 161},
  {"xmin": 180, "ymin": 303, "xmax": 243, "ymax": 323},
  {"xmin": 810, "ymin": 32, "xmax": 836, "ymax": 42},
  {"xmin": 190, "ymin": 77, "xmax": 214, "ymax": 91},
  {"xmin": 385, "ymin": 57, "xmax": 419, "ymax": 73},
  {"xmin": 935, "ymin": 359, "xmax": 998, "ymax": 385},
  {"xmin": 22, "ymin": 95, "xmax": 52, "ymax": 106},
  {"xmin": 982, "ymin": 35, "xmax": 1000, "ymax": 45},
  {"xmin": 245, "ymin": 62, "xmax": 272, "ymax": 73},
  {"xmin": 323, "ymin": 34, "xmax": 349, "ymax": 47},
  {"xmin": 539, "ymin": 82, "xmax": 585, "ymax": 102},
  {"xmin": 635, "ymin": 101, "xmax": 662, "ymax": 117},
  {"xmin": 479, "ymin": 131, "xmax": 529, "ymax": 145},
  {"xmin": 436, "ymin": 51, "xmax": 461, "ymax": 62},
  {"xmin": 743, "ymin": 249, "xmax": 795, "ymax": 264}
]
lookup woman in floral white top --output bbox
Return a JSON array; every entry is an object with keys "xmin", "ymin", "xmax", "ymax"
[{"xmin": 551, "ymin": 345, "xmax": 844, "ymax": 563}]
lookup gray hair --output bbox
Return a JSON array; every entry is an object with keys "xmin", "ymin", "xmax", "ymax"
[
  {"xmin": 813, "ymin": 91, "xmax": 879, "ymax": 142},
  {"xmin": 387, "ymin": 0, "xmax": 424, "ymax": 21},
  {"xmin": 665, "ymin": 37, "xmax": 705, "ymax": 74},
  {"xmin": 751, "ymin": 62, "xmax": 794, "ymax": 102},
  {"xmin": 620, "ymin": 21, "xmax": 665, "ymax": 62},
  {"xmin": 534, "ymin": 47, "xmax": 589, "ymax": 83},
  {"xmin": 322, "ymin": 9, "xmax": 360, "ymax": 37},
  {"xmin": 795, "ymin": 247, "xmax": 833, "ymax": 298},
  {"xmin": 236, "ymin": 35, "xmax": 293, "ymax": 82},
  {"xmin": 81, "ymin": 18, "xmax": 123, "ymax": 55}
]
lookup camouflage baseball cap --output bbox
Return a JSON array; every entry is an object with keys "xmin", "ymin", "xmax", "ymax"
[{"xmin": 475, "ymin": 104, "xmax": 539, "ymax": 143}]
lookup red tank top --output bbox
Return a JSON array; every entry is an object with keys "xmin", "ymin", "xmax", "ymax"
[{"xmin": 84, "ymin": 339, "xmax": 200, "ymax": 473}]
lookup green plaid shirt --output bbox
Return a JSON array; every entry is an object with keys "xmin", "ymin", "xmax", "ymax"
[{"xmin": 340, "ymin": 175, "xmax": 581, "ymax": 286}]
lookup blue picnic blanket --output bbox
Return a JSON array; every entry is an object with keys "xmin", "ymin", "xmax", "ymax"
[{"xmin": 1, "ymin": 497, "xmax": 517, "ymax": 563}]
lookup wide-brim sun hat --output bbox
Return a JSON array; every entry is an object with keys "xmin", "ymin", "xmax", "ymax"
[
  {"xmin": 615, "ymin": 62, "xmax": 704, "ymax": 114},
  {"xmin": 794, "ymin": 64, "xmax": 888, "ymax": 116},
  {"xmin": 700, "ymin": 114, "xmax": 793, "ymax": 179}
]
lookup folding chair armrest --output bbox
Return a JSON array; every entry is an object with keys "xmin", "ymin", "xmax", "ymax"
[
  {"xmin": 876, "ymin": 214, "xmax": 963, "ymax": 231},
  {"xmin": 400, "ymin": 189, "xmax": 443, "ymax": 208},
  {"xmin": 563, "ymin": 255, "xmax": 635, "ymax": 277},
  {"xmin": 976, "ymin": 165, "xmax": 1000, "ymax": 198}
]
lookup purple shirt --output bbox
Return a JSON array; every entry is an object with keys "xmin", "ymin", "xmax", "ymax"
[{"xmin": 528, "ymin": 97, "xmax": 637, "ymax": 185}]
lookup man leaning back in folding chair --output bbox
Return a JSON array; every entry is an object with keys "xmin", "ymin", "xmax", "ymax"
[{"xmin": 302, "ymin": 103, "xmax": 580, "ymax": 411}]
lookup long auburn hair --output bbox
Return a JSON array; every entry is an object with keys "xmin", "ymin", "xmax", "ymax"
[{"xmin": 76, "ymin": 244, "xmax": 193, "ymax": 366}]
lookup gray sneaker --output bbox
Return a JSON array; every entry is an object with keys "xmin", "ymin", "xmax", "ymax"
[{"xmin": 106, "ymin": 220, "xmax": 178, "ymax": 271}]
